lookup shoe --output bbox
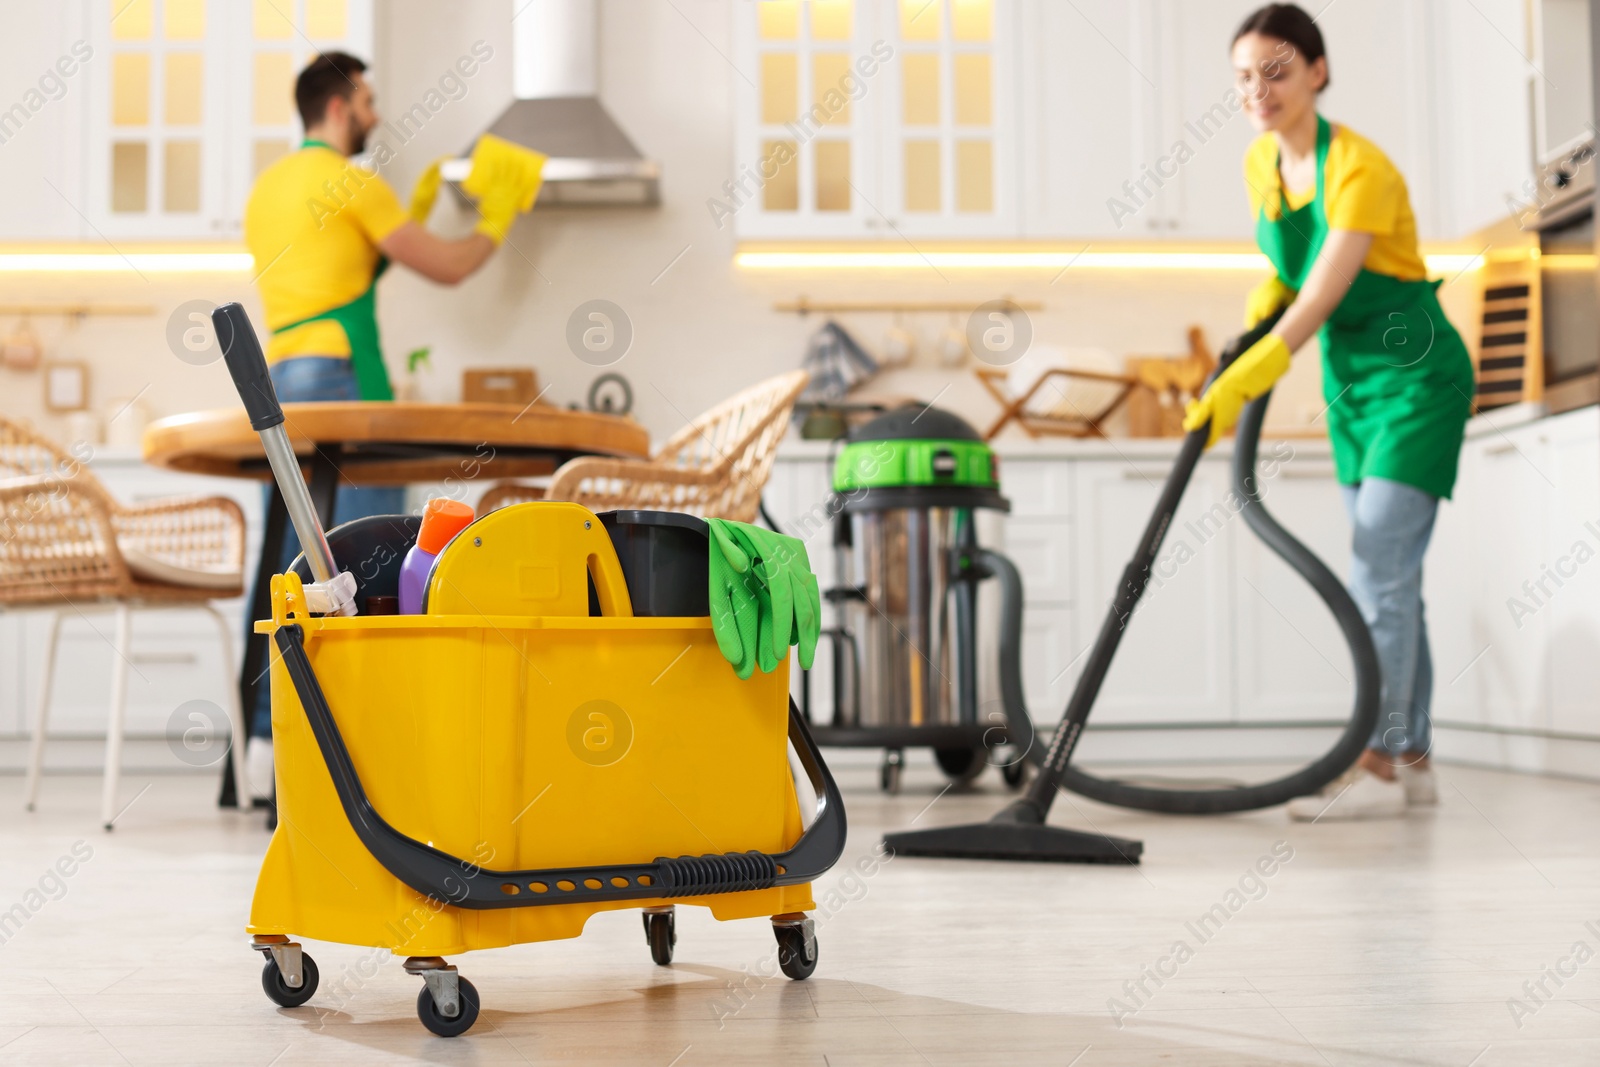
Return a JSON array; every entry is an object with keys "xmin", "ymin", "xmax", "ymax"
[
  {"xmin": 245, "ymin": 738, "xmax": 274, "ymax": 802},
  {"xmin": 1396, "ymin": 764, "xmax": 1438, "ymax": 807},
  {"xmin": 1286, "ymin": 766, "xmax": 1405, "ymax": 822}
]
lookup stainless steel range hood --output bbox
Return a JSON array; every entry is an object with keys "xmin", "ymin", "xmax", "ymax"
[{"xmin": 442, "ymin": 0, "xmax": 659, "ymax": 206}]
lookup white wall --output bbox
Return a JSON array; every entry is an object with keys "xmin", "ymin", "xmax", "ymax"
[{"xmin": 0, "ymin": 0, "xmax": 1483, "ymax": 451}]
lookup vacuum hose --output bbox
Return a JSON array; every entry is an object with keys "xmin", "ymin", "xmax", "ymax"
[{"xmin": 986, "ymin": 344, "xmax": 1381, "ymax": 814}]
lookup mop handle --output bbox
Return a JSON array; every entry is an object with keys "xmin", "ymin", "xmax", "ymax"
[{"xmin": 212, "ymin": 302, "xmax": 341, "ymax": 589}]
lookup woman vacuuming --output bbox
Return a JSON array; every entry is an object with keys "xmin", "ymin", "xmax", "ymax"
[{"xmin": 1185, "ymin": 4, "xmax": 1474, "ymax": 820}]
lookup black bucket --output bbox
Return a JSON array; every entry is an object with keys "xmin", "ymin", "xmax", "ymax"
[{"xmin": 597, "ymin": 510, "xmax": 709, "ymax": 617}]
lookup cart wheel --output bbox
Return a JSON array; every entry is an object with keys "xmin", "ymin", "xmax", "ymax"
[
  {"xmin": 935, "ymin": 746, "xmax": 985, "ymax": 783},
  {"xmin": 879, "ymin": 750, "xmax": 903, "ymax": 794},
  {"xmin": 417, "ymin": 976, "xmax": 480, "ymax": 1038},
  {"xmin": 644, "ymin": 910, "xmax": 676, "ymax": 966},
  {"xmin": 261, "ymin": 953, "xmax": 319, "ymax": 1008},
  {"xmin": 774, "ymin": 924, "xmax": 817, "ymax": 981}
]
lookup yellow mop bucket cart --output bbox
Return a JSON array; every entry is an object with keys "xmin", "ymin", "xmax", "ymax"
[{"xmin": 208, "ymin": 304, "xmax": 844, "ymax": 1039}]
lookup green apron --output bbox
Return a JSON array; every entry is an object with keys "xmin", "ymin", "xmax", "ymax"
[
  {"xmin": 1257, "ymin": 117, "xmax": 1473, "ymax": 499},
  {"xmin": 270, "ymin": 139, "xmax": 395, "ymax": 402}
]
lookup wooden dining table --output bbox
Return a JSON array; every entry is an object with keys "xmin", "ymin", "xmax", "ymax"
[{"xmin": 143, "ymin": 401, "xmax": 652, "ymax": 810}]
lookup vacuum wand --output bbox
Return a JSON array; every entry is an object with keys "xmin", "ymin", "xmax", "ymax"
[
  {"xmin": 883, "ymin": 313, "xmax": 1291, "ymax": 864},
  {"xmin": 1015, "ymin": 312, "xmax": 1285, "ymax": 815},
  {"xmin": 212, "ymin": 302, "xmax": 355, "ymax": 616}
]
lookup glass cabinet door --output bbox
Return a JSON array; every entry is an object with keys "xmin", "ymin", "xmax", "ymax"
[
  {"xmin": 91, "ymin": 0, "xmax": 225, "ymax": 237},
  {"xmin": 880, "ymin": 0, "xmax": 1016, "ymax": 237},
  {"xmin": 87, "ymin": 0, "xmax": 372, "ymax": 239},
  {"xmin": 733, "ymin": 0, "xmax": 1016, "ymax": 239},
  {"xmin": 733, "ymin": 0, "xmax": 883, "ymax": 238}
]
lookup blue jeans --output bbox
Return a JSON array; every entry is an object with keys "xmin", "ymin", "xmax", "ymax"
[
  {"xmin": 249, "ymin": 357, "xmax": 405, "ymax": 737},
  {"xmin": 1340, "ymin": 477, "xmax": 1438, "ymax": 758}
]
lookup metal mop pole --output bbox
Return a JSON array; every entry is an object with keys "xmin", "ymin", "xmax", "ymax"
[{"xmin": 212, "ymin": 302, "xmax": 352, "ymax": 612}]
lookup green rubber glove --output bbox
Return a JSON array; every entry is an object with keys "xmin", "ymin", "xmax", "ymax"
[
  {"xmin": 705, "ymin": 519, "xmax": 822, "ymax": 676},
  {"xmin": 707, "ymin": 520, "xmax": 760, "ymax": 679},
  {"xmin": 737, "ymin": 525, "xmax": 820, "ymax": 671},
  {"xmin": 718, "ymin": 524, "xmax": 785, "ymax": 674}
]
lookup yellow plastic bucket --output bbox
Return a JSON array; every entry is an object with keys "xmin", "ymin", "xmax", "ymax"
[{"xmin": 248, "ymin": 570, "xmax": 818, "ymax": 958}]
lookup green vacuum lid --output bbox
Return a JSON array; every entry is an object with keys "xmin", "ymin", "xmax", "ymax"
[{"xmin": 834, "ymin": 405, "xmax": 998, "ymax": 491}]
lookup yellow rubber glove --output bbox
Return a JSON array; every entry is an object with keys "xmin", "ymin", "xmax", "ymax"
[
  {"xmin": 1183, "ymin": 333, "xmax": 1292, "ymax": 447},
  {"xmin": 462, "ymin": 133, "xmax": 547, "ymax": 244},
  {"xmin": 1245, "ymin": 274, "xmax": 1297, "ymax": 329},
  {"xmin": 408, "ymin": 156, "xmax": 450, "ymax": 224}
]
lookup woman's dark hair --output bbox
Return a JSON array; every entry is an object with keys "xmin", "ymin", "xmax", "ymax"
[{"xmin": 1234, "ymin": 4, "xmax": 1329, "ymax": 91}]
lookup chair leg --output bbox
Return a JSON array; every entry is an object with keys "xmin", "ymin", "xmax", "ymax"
[
  {"xmin": 23, "ymin": 611, "xmax": 65, "ymax": 812},
  {"xmin": 204, "ymin": 605, "xmax": 251, "ymax": 806},
  {"xmin": 100, "ymin": 604, "xmax": 133, "ymax": 831}
]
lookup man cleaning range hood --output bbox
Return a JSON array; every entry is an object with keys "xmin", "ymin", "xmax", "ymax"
[{"xmin": 443, "ymin": 0, "xmax": 660, "ymax": 206}]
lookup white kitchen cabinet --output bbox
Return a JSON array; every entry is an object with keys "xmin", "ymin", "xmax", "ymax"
[
  {"xmin": 1422, "ymin": 406, "xmax": 1600, "ymax": 765},
  {"xmin": 734, "ymin": 0, "xmax": 1533, "ymax": 244},
  {"xmin": 1, "ymin": 0, "xmax": 373, "ymax": 241},
  {"xmin": 776, "ymin": 411, "xmax": 1595, "ymax": 773},
  {"xmin": 1541, "ymin": 407, "xmax": 1600, "ymax": 738},
  {"xmin": 0, "ymin": 615, "xmax": 25, "ymax": 736},
  {"xmin": 0, "ymin": 5, "xmax": 93, "ymax": 240},
  {"xmin": 1233, "ymin": 451, "xmax": 1357, "ymax": 723},
  {"xmin": 1459, "ymin": 423, "xmax": 1554, "ymax": 732},
  {"xmin": 1143, "ymin": 0, "xmax": 1263, "ymax": 240},
  {"xmin": 998, "ymin": 516, "xmax": 1072, "ymax": 604},
  {"xmin": 1072, "ymin": 456, "xmax": 1235, "ymax": 724},
  {"xmin": 1430, "ymin": 0, "xmax": 1534, "ymax": 237},
  {"xmin": 1018, "ymin": 603, "xmax": 1076, "ymax": 719},
  {"xmin": 1017, "ymin": 0, "xmax": 1150, "ymax": 239}
]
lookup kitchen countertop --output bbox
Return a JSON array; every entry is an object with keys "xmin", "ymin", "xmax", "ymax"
[
  {"xmin": 778, "ymin": 401, "xmax": 1571, "ymax": 462},
  {"xmin": 776, "ymin": 432, "xmax": 1334, "ymax": 462}
]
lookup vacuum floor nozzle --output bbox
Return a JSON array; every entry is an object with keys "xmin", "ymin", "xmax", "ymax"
[{"xmin": 884, "ymin": 821, "xmax": 1143, "ymax": 865}]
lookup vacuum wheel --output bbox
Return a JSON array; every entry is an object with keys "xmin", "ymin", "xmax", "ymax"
[
  {"xmin": 417, "ymin": 976, "xmax": 480, "ymax": 1038},
  {"xmin": 935, "ymin": 746, "xmax": 986, "ymax": 784},
  {"xmin": 261, "ymin": 953, "xmax": 319, "ymax": 1008},
  {"xmin": 879, "ymin": 749, "xmax": 904, "ymax": 794},
  {"xmin": 774, "ymin": 925, "xmax": 817, "ymax": 980},
  {"xmin": 1002, "ymin": 757, "xmax": 1029, "ymax": 789},
  {"xmin": 644, "ymin": 910, "xmax": 676, "ymax": 966}
]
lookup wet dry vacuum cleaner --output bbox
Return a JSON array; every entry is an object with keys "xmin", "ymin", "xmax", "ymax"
[
  {"xmin": 829, "ymin": 318, "xmax": 1383, "ymax": 863},
  {"xmin": 807, "ymin": 406, "xmax": 1022, "ymax": 794}
]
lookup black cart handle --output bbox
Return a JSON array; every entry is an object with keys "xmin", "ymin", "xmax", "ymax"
[
  {"xmin": 274, "ymin": 624, "xmax": 848, "ymax": 910},
  {"xmin": 214, "ymin": 302, "xmax": 283, "ymax": 432}
]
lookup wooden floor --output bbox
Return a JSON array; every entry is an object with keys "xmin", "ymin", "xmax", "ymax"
[{"xmin": 3, "ymin": 755, "xmax": 1598, "ymax": 1065}]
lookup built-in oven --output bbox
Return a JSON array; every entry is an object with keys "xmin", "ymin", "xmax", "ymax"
[
  {"xmin": 1528, "ymin": 0, "xmax": 1599, "ymax": 414},
  {"xmin": 1528, "ymin": 137, "xmax": 1599, "ymax": 414}
]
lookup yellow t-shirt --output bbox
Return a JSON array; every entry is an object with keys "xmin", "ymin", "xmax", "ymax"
[
  {"xmin": 243, "ymin": 144, "xmax": 409, "ymax": 362},
  {"xmin": 1244, "ymin": 125, "xmax": 1427, "ymax": 283}
]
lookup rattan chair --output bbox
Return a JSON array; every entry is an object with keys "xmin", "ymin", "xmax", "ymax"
[
  {"xmin": 480, "ymin": 370, "xmax": 808, "ymax": 522},
  {"xmin": 1, "ymin": 416, "xmax": 250, "ymax": 828}
]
